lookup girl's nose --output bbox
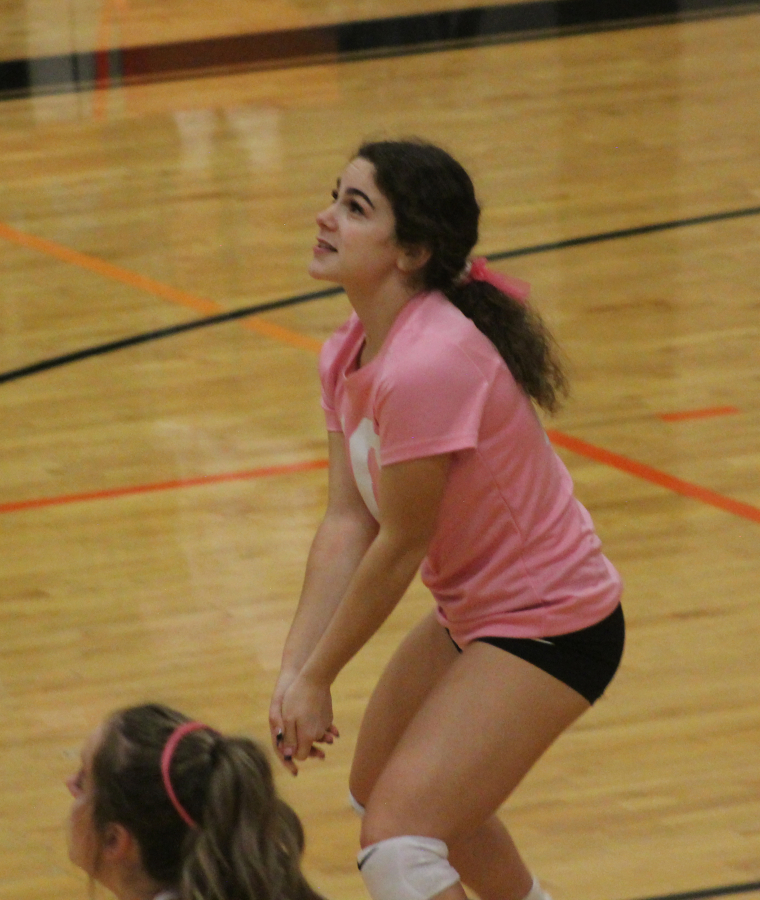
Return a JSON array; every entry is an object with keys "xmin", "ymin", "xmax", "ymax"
[
  {"xmin": 316, "ymin": 205, "xmax": 335, "ymax": 228},
  {"xmin": 65, "ymin": 775, "xmax": 77, "ymax": 797}
]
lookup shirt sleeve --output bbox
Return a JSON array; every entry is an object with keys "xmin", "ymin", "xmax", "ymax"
[
  {"xmin": 376, "ymin": 343, "xmax": 492, "ymax": 466},
  {"xmin": 319, "ymin": 370, "xmax": 342, "ymax": 434},
  {"xmin": 318, "ymin": 319, "xmax": 354, "ymax": 433}
]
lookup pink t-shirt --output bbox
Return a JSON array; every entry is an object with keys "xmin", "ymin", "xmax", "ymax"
[{"xmin": 319, "ymin": 291, "xmax": 622, "ymax": 643}]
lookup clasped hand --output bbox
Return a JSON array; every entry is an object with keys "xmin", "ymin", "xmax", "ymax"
[{"xmin": 270, "ymin": 671, "xmax": 339, "ymax": 775}]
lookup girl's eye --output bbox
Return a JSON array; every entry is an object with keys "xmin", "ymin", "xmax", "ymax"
[
  {"xmin": 68, "ymin": 769, "xmax": 85, "ymax": 796},
  {"xmin": 329, "ymin": 188, "xmax": 365, "ymax": 215}
]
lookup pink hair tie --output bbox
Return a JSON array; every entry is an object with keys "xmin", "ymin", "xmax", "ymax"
[
  {"xmin": 160, "ymin": 721, "xmax": 211, "ymax": 828},
  {"xmin": 468, "ymin": 257, "xmax": 531, "ymax": 303}
]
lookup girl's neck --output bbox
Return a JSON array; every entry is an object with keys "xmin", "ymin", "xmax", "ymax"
[
  {"xmin": 347, "ymin": 279, "xmax": 421, "ymax": 366},
  {"xmin": 104, "ymin": 871, "xmax": 174, "ymax": 900}
]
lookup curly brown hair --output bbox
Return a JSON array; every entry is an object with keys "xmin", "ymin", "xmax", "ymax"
[{"xmin": 357, "ymin": 139, "xmax": 567, "ymax": 413}]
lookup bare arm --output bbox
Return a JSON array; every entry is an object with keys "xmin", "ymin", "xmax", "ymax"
[
  {"xmin": 280, "ymin": 432, "xmax": 379, "ymax": 671},
  {"xmin": 269, "ymin": 432, "xmax": 378, "ymax": 759},
  {"xmin": 279, "ymin": 450, "xmax": 451, "ymax": 762}
]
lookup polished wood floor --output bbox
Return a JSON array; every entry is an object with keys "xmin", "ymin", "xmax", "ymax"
[{"xmin": 1, "ymin": 4, "xmax": 759, "ymax": 900}]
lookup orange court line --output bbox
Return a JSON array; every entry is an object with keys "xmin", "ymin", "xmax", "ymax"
[
  {"xmin": 241, "ymin": 317, "xmax": 323, "ymax": 353},
  {"xmin": 0, "ymin": 221, "xmax": 323, "ymax": 354},
  {"xmin": 657, "ymin": 405, "xmax": 740, "ymax": 422},
  {"xmin": 547, "ymin": 430, "xmax": 760, "ymax": 524},
  {"xmin": 4, "ymin": 434, "xmax": 758, "ymax": 525},
  {"xmin": 0, "ymin": 459, "xmax": 328, "ymax": 515},
  {"xmin": 1, "ymin": 214, "xmax": 755, "ymax": 524}
]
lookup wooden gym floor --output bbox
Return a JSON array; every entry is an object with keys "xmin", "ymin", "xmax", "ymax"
[{"xmin": 1, "ymin": 2, "xmax": 759, "ymax": 900}]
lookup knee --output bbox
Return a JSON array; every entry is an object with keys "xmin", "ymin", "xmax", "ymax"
[
  {"xmin": 357, "ymin": 835, "xmax": 460, "ymax": 900},
  {"xmin": 359, "ymin": 808, "xmax": 380, "ymax": 849},
  {"xmin": 348, "ymin": 768, "xmax": 368, "ymax": 807},
  {"xmin": 359, "ymin": 777, "xmax": 425, "ymax": 848},
  {"xmin": 348, "ymin": 788, "xmax": 366, "ymax": 817},
  {"xmin": 359, "ymin": 797, "xmax": 400, "ymax": 849}
]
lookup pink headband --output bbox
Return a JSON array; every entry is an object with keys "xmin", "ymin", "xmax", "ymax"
[
  {"xmin": 467, "ymin": 257, "xmax": 531, "ymax": 303},
  {"xmin": 160, "ymin": 721, "xmax": 211, "ymax": 828}
]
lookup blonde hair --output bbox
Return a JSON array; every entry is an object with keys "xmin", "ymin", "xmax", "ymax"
[{"xmin": 92, "ymin": 704, "xmax": 325, "ymax": 900}]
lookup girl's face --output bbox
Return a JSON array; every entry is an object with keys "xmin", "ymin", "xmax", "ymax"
[
  {"xmin": 66, "ymin": 725, "xmax": 103, "ymax": 875},
  {"xmin": 309, "ymin": 157, "xmax": 410, "ymax": 291}
]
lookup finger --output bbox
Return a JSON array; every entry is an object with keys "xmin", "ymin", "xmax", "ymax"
[
  {"xmin": 270, "ymin": 728, "xmax": 297, "ymax": 775},
  {"xmin": 285, "ymin": 720, "xmax": 312, "ymax": 763},
  {"xmin": 275, "ymin": 752, "xmax": 298, "ymax": 776},
  {"xmin": 293, "ymin": 738, "xmax": 314, "ymax": 762},
  {"xmin": 269, "ymin": 707, "xmax": 285, "ymax": 742},
  {"xmin": 279, "ymin": 740, "xmax": 299, "ymax": 776},
  {"xmin": 274, "ymin": 729, "xmax": 294, "ymax": 757},
  {"xmin": 282, "ymin": 756, "xmax": 299, "ymax": 776},
  {"xmin": 312, "ymin": 724, "xmax": 340, "ymax": 743},
  {"xmin": 280, "ymin": 723, "xmax": 298, "ymax": 764},
  {"xmin": 308, "ymin": 745, "xmax": 326, "ymax": 760}
]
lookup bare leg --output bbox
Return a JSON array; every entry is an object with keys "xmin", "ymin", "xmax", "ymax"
[
  {"xmin": 351, "ymin": 616, "xmax": 572, "ymax": 900},
  {"xmin": 448, "ymin": 817, "xmax": 532, "ymax": 900},
  {"xmin": 350, "ymin": 611, "xmax": 459, "ymax": 804},
  {"xmin": 359, "ymin": 641, "xmax": 590, "ymax": 899}
]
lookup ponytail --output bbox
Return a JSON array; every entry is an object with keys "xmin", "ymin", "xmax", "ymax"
[
  {"xmin": 91, "ymin": 704, "xmax": 324, "ymax": 900},
  {"xmin": 446, "ymin": 278, "xmax": 568, "ymax": 414},
  {"xmin": 181, "ymin": 738, "xmax": 325, "ymax": 900}
]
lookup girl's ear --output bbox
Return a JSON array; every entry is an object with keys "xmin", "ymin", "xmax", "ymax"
[
  {"xmin": 101, "ymin": 822, "xmax": 140, "ymax": 866},
  {"xmin": 397, "ymin": 244, "xmax": 432, "ymax": 275}
]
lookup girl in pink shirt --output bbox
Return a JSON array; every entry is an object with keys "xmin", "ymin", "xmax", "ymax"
[{"xmin": 270, "ymin": 139, "xmax": 624, "ymax": 900}]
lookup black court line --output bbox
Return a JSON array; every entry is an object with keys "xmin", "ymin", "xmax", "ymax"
[
  {"xmin": 488, "ymin": 204, "xmax": 760, "ymax": 260},
  {"xmin": 1, "ymin": 203, "xmax": 759, "ymax": 386},
  {"xmin": 0, "ymin": 287, "xmax": 342, "ymax": 385},
  {"xmin": 1, "ymin": 0, "xmax": 759, "ymax": 101},
  {"xmin": 628, "ymin": 880, "xmax": 760, "ymax": 900}
]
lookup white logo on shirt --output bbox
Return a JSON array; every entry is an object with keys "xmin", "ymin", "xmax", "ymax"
[{"xmin": 348, "ymin": 417, "xmax": 381, "ymax": 520}]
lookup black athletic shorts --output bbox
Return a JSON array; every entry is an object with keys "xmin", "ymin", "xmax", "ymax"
[{"xmin": 449, "ymin": 603, "xmax": 625, "ymax": 704}]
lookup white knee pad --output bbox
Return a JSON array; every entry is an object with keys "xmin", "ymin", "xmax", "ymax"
[
  {"xmin": 348, "ymin": 790, "xmax": 366, "ymax": 817},
  {"xmin": 523, "ymin": 877, "xmax": 553, "ymax": 900},
  {"xmin": 357, "ymin": 835, "xmax": 460, "ymax": 900}
]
